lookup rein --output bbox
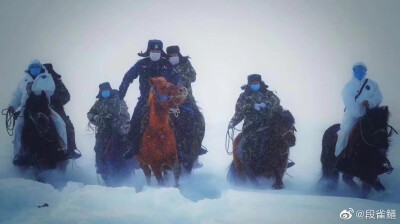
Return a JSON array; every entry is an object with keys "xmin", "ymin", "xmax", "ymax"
[
  {"xmin": 1, "ymin": 109, "xmax": 17, "ymax": 136},
  {"xmin": 225, "ymin": 126, "xmax": 242, "ymax": 155}
]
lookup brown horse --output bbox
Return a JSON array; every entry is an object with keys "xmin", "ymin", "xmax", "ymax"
[
  {"xmin": 137, "ymin": 77, "xmax": 188, "ymax": 187},
  {"xmin": 228, "ymin": 110, "xmax": 296, "ymax": 189}
]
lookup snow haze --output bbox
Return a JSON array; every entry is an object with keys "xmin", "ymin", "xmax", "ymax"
[{"xmin": 0, "ymin": 0, "xmax": 399, "ymax": 223}]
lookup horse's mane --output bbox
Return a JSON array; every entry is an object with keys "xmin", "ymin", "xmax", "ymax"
[{"xmin": 364, "ymin": 106, "xmax": 389, "ymax": 124}]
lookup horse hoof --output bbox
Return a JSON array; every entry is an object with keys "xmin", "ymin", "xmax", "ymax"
[{"xmin": 272, "ymin": 183, "xmax": 284, "ymax": 190}]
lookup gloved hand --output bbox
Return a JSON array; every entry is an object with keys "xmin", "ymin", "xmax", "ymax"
[
  {"xmin": 228, "ymin": 121, "xmax": 235, "ymax": 129},
  {"xmin": 253, "ymin": 103, "xmax": 261, "ymax": 111},
  {"xmin": 260, "ymin": 102, "xmax": 269, "ymax": 108},
  {"xmin": 104, "ymin": 114, "xmax": 113, "ymax": 120},
  {"xmin": 93, "ymin": 115, "xmax": 100, "ymax": 125},
  {"xmin": 7, "ymin": 106, "xmax": 15, "ymax": 114}
]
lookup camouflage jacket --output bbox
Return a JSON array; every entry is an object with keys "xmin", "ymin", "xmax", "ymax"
[
  {"xmin": 87, "ymin": 90, "xmax": 129, "ymax": 138},
  {"xmin": 230, "ymin": 86, "xmax": 282, "ymax": 133},
  {"xmin": 173, "ymin": 58, "xmax": 196, "ymax": 92}
]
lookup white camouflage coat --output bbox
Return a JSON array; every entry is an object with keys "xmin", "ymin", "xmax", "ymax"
[
  {"xmin": 335, "ymin": 76, "xmax": 383, "ymax": 156},
  {"xmin": 9, "ymin": 70, "xmax": 68, "ymax": 155}
]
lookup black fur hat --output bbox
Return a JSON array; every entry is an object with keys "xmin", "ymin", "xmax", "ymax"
[
  {"xmin": 241, "ymin": 74, "xmax": 268, "ymax": 91},
  {"xmin": 96, "ymin": 82, "xmax": 112, "ymax": 98},
  {"xmin": 138, "ymin": 39, "xmax": 167, "ymax": 58},
  {"xmin": 247, "ymin": 74, "xmax": 262, "ymax": 84},
  {"xmin": 166, "ymin": 45, "xmax": 190, "ymax": 61}
]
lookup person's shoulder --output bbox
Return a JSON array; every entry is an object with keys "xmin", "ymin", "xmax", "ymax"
[{"xmin": 366, "ymin": 78, "xmax": 378, "ymax": 86}]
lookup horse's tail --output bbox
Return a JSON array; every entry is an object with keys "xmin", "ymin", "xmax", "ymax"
[{"xmin": 319, "ymin": 123, "xmax": 340, "ymax": 189}]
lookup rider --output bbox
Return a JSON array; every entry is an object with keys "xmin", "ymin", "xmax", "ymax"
[
  {"xmin": 335, "ymin": 62, "xmax": 383, "ymax": 156},
  {"xmin": 166, "ymin": 45, "xmax": 207, "ymax": 157},
  {"xmin": 43, "ymin": 63, "xmax": 81, "ymax": 159},
  {"xmin": 8, "ymin": 60, "xmax": 68, "ymax": 163},
  {"xmin": 119, "ymin": 40, "xmax": 180, "ymax": 156},
  {"xmin": 87, "ymin": 82, "xmax": 130, "ymax": 177},
  {"xmin": 228, "ymin": 74, "xmax": 294, "ymax": 168}
]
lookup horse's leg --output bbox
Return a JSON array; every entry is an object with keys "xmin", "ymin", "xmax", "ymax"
[
  {"xmin": 140, "ymin": 164, "xmax": 152, "ymax": 186},
  {"xmin": 342, "ymin": 174, "xmax": 359, "ymax": 192},
  {"xmin": 153, "ymin": 167, "xmax": 165, "ymax": 186},
  {"xmin": 172, "ymin": 161, "xmax": 181, "ymax": 188},
  {"xmin": 361, "ymin": 182, "xmax": 372, "ymax": 198},
  {"xmin": 272, "ymin": 169, "xmax": 284, "ymax": 190}
]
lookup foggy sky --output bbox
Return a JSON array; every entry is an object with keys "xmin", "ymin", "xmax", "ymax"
[{"xmin": 0, "ymin": 0, "xmax": 399, "ymax": 139}]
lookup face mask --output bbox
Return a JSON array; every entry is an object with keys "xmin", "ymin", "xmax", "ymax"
[
  {"xmin": 149, "ymin": 52, "xmax": 161, "ymax": 61},
  {"xmin": 250, "ymin": 84, "xmax": 260, "ymax": 91},
  {"xmin": 29, "ymin": 67, "xmax": 42, "ymax": 77},
  {"xmin": 102, "ymin": 90, "xmax": 111, "ymax": 99},
  {"xmin": 354, "ymin": 70, "xmax": 366, "ymax": 80},
  {"xmin": 169, "ymin": 56, "xmax": 179, "ymax": 65}
]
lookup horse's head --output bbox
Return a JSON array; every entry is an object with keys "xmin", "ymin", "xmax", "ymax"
[
  {"xmin": 274, "ymin": 110, "xmax": 296, "ymax": 148},
  {"xmin": 25, "ymin": 91, "xmax": 52, "ymax": 136},
  {"xmin": 362, "ymin": 106, "xmax": 391, "ymax": 149},
  {"xmin": 149, "ymin": 77, "xmax": 188, "ymax": 110}
]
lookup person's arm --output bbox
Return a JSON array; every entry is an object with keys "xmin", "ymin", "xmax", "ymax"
[
  {"xmin": 51, "ymin": 76, "xmax": 71, "ymax": 106},
  {"xmin": 264, "ymin": 90, "xmax": 282, "ymax": 111},
  {"xmin": 9, "ymin": 81, "xmax": 22, "ymax": 110},
  {"xmin": 87, "ymin": 101, "xmax": 100, "ymax": 125},
  {"xmin": 342, "ymin": 83, "xmax": 362, "ymax": 118},
  {"xmin": 119, "ymin": 62, "xmax": 140, "ymax": 100},
  {"xmin": 229, "ymin": 93, "xmax": 252, "ymax": 127},
  {"xmin": 182, "ymin": 60, "xmax": 197, "ymax": 83}
]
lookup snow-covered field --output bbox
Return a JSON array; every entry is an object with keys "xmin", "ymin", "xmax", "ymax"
[{"xmin": 1, "ymin": 0, "xmax": 400, "ymax": 223}]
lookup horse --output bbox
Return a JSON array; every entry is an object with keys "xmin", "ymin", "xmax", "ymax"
[
  {"xmin": 14, "ymin": 91, "xmax": 68, "ymax": 174},
  {"xmin": 228, "ymin": 110, "xmax": 296, "ymax": 189},
  {"xmin": 136, "ymin": 77, "xmax": 188, "ymax": 187},
  {"xmin": 319, "ymin": 106, "xmax": 395, "ymax": 197},
  {"xmin": 170, "ymin": 103, "xmax": 206, "ymax": 173},
  {"xmin": 97, "ymin": 100, "xmax": 134, "ymax": 187}
]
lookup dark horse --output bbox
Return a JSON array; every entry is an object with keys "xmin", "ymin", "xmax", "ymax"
[
  {"xmin": 228, "ymin": 110, "xmax": 296, "ymax": 189},
  {"xmin": 170, "ymin": 103, "xmax": 205, "ymax": 173},
  {"xmin": 14, "ymin": 91, "xmax": 68, "ymax": 172},
  {"xmin": 320, "ymin": 106, "xmax": 394, "ymax": 197},
  {"xmin": 98, "ymin": 101, "xmax": 134, "ymax": 187}
]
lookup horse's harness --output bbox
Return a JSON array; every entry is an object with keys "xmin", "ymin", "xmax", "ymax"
[
  {"xmin": 359, "ymin": 116, "xmax": 398, "ymax": 148},
  {"xmin": 151, "ymin": 84, "xmax": 187, "ymax": 118},
  {"xmin": 29, "ymin": 111, "xmax": 53, "ymax": 142}
]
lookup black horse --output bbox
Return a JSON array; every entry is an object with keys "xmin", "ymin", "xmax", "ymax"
[
  {"xmin": 320, "ymin": 106, "xmax": 394, "ymax": 197},
  {"xmin": 14, "ymin": 91, "xmax": 68, "ymax": 171}
]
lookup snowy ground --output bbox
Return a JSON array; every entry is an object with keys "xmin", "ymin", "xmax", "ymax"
[{"xmin": 0, "ymin": 123, "xmax": 399, "ymax": 224}]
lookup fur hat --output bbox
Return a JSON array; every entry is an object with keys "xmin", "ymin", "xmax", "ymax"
[
  {"xmin": 166, "ymin": 45, "xmax": 190, "ymax": 61},
  {"xmin": 96, "ymin": 82, "xmax": 112, "ymax": 98},
  {"xmin": 138, "ymin": 39, "xmax": 167, "ymax": 58},
  {"xmin": 241, "ymin": 74, "xmax": 268, "ymax": 91}
]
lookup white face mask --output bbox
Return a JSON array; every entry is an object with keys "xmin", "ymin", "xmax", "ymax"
[
  {"xmin": 169, "ymin": 56, "xmax": 180, "ymax": 65},
  {"xmin": 149, "ymin": 52, "xmax": 161, "ymax": 61}
]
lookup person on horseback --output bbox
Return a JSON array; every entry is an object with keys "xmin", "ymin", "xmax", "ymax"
[
  {"xmin": 335, "ymin": 62, "xmax": 383, "ymax": 156},
  {"xmin": 43, "ymin": 63, "xmax": 81, "ymax": 159},
  {"xmin": 228, "ymin": 74, "xmax": 295, "ymax": 168},
  {"xmin": 119, "ymin": 39, "xmax": 180, "ymax": 157},
  {"xmin": 7, "ymin": 59, "xmax": 68, "ymax": 164},
  {"xmin": 87, "ymin": 82, "xmax": 132, "ymax": 182},
  {"xmin": 166, "ymin": 45, "xmax": 207, "ymax": 165}
]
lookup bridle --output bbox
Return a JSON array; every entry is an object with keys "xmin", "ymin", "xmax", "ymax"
[
  {"xmin": 151, "ymin": 84, "xmax": 188, "ymax": 117},
  {"xmin": 282, "ymin": 126, "xmax": 297, "ymax": 138},
  {"xmin": 359, "ymin": 117, "xmax": 398, "ymax": 148},
  {"xmin": 29, "ymin": 111, "xmax": 52, "ymax": 142}
]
